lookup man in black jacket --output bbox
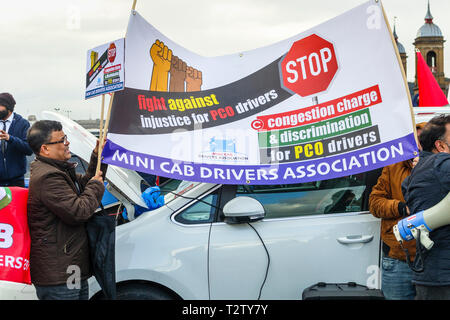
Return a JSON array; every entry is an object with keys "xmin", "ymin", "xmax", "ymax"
[
  {"xmin": 0, "ymin": 93, "xmax": 33, "ymax": 187},
  {"xmin": 402, "ymin": 114, "xmax": 450, "ymax": 300}
]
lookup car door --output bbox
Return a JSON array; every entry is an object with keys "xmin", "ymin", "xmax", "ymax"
[{"xmin": 208, "ymin": 173, "xmax": 381, "ymax": 299}]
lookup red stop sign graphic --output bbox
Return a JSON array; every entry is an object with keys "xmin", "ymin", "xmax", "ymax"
[
  {"xmin": 281, "ymin": 34, "xmax": 338, "ymax": 97},
  {"xmin": 108, "ymin": 43, "xmax": 117, "ymax": 63}
]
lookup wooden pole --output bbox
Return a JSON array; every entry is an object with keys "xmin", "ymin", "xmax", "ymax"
[
  {"xmin": 95, "ymin": 94, "xmax": 105, "ymax": 175},
  {"xmin": 103, "ymin": 93, "xmax": 115, "ymax": 136},
  {"xmin": 380, "ymin": 1, "xmax": 419, "ymax": 154},
  {"xmin": 96, "ymin": 93, "xmax": 115, "ymax": 174},
  {"xmin": 95, "ymin": 0, "xmax": 137, "ymax": 174}
]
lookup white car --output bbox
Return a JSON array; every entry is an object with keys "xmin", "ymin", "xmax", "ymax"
[{"xmin": 1, "ymin": 108, "xmax": 449, "ymax": 300}]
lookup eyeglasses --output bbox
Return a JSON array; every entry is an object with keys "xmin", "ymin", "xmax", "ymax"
[{"xmin": 45, "ymin": 135, "xmax": 68, "ymax": 145}]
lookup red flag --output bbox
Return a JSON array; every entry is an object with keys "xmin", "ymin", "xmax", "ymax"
[
  {"xmin": 417, "ymin": 51, "xmax": 449, "ymax": 106},
  {"xmin": 0, "ymin": 187, "xmax": 31, "ymax": 284}
]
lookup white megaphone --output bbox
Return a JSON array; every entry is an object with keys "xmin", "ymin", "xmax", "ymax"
[{"xmin": 393, "ymin": 192, "xmax": 450, "ymax": 250}]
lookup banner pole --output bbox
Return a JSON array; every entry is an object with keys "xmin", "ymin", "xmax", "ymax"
[
  {"xmin": 102, "ymin": 93, "xmax": 115, "ymax": 146},
  {"xmin": 96, "ymin": 94, "xmax": 106, "ymax": 175},
  {"xmin": 95, "ymin": 0, "xmax": 136, "ymax": 174},
  {"xmin": 380, "ymin": 0, "xmax": 418, "ymax": 153}
]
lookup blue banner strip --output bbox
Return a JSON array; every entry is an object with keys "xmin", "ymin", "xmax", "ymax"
[
  {"xmin": 102, "ymin": 133, "xmax": 418, "ymax": 185},
  {"xmin": 85, "ymin": 82, "xmax": 124, "ymax": 99}
]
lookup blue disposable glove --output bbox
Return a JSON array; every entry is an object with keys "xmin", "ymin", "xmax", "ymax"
[{"xmin": 142, "ymin": 186, "xmax": 165, "ymax": 210}]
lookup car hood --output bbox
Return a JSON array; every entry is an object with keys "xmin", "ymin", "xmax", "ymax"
[{"xmin": 41, "ymin": 111, "xmax": 147, "ymax": 208}]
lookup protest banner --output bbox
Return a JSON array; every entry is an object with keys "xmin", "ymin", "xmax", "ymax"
[
  {"xmin": 0, "ymin": 187, "xmax": 31, "ymax": 284},
  {"xmin": 101, "ymin": 0, "xmax": 418, "ymax": 185},
  {"xmin": 85, "ymin": 38, "xmax": 125, "ymax": 173},
  {"xmin": 85, "ymin": 38, "xmax": 125, "ymax": 100}
]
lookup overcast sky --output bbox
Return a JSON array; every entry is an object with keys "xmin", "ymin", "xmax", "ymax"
[{"xmin": 1, "ymin": 0, "xmax": 449, "ymax": 120}]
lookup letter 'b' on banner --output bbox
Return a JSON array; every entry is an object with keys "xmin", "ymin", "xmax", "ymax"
[{"xmin": 0, "ymin": 187, "xmax": 31, "ymax": 284}]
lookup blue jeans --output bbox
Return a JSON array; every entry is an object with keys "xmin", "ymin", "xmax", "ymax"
[
  {"xmin": 381, "ymin": 256, "xmax": 415, "ymax": 300},
  {"xmin": 35, "ymin": 280, "xmax": 89, "ymax": 300}
]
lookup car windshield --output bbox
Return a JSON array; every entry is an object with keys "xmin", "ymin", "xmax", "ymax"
[{"xmin": 159, "ymin": 179, "xmax": 199, "ymax": 204}]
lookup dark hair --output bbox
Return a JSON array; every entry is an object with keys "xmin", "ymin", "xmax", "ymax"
[
  {"xmin": 27, "ymin": 120, "xmax": 63, "ymax": 155},
  {"xmin": 0, "ymin": 93, "xmax": 16, "ymax": 111},
  {"xmin": 419, "ymin": 115, "xmax": 450, "ymax": 152}
]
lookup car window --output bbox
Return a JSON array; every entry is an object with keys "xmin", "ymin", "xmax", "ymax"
[
  {"xmin": 235, "ymin": 174, "xmax": 366, "ymax": 219},
  {"xmin": 161, "ymin": 179, "xmax": 201, "ymax": 205},
  {"xmin": 160, "ymin": 179, "xmax": 186, "ymax": 196},
  {"xmin": 25, "ymin": 154, "xmax": 35, "ymax": 179},
  {"xmin": 70, "ymin": 154, "xmax": 90, "ymax": 175},
  {"xmin": 174, "ymin": 191, "xmax": 218, "ymax": 225}
]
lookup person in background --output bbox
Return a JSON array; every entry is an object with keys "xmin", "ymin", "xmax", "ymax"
[
  {"xmin": 0, "ymin": 93, "xmax": 33, "ymax": 187},
  {"xmin": 26, "ymin": 120, "xmax": 107, "ymax": 300},
  {"xmin": 402, "ymin": 115, "xmax": 450, "ymax": 300},
  {"xmin": 369, "ymin": 122, "xmax": 427, "ymax": 300}
]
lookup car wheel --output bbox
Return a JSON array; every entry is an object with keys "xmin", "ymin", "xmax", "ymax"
[{"xmin": 116, "ymin": 283, "xmax": 177, "ymax": 300}]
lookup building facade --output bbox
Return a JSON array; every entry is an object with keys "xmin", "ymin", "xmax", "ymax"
[
  {"xmin": 395, "ymin": 1, "xmax": 449, "ymax": 100},
  {"xmin": 412, "ymin": 1, "xmax": 449, "ymax": 97}
]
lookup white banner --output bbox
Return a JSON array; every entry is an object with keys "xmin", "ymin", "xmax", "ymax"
[{"xmin": 102, "ymin": 0, "xmax": 418, "ymax": 185}]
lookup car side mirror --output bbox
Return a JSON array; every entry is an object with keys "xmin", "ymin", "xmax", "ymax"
[{"xmin": 223, "ymin": 196, "xmax": 265, "ymax": 224}]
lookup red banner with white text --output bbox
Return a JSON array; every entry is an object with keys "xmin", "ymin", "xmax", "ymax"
[{"xmin": 0, "ymin": 187, "xmax": 31, "ymax": 284}]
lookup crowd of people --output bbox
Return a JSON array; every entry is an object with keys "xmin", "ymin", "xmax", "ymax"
[{"xmin": 1, "ymin": 90, "xmax": 450, "ymax": 300}]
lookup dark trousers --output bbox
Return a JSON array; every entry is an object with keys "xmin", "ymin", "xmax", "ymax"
[
  {"xmin": 0, "ymin": 177, "xmax": 25, "ymax": 187},
  {"xmin": 415, "ymin": 285, "xmax": 450, "ymax": 300},
  {"xmin": 35, "ymin": 280, "xmax": 89, "ymax": 300}
]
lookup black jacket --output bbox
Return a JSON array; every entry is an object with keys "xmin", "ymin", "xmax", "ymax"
[
  {"xmin": 402, "ymin": 151, "xmax": 450, "ymax": 286},
  {"xmin": 86, "ymin": 212, "xmax": 116, "ymax": 299},
  {"xmin": 0, "ymin": 113, "xmax": 33, "ymax": 184}
]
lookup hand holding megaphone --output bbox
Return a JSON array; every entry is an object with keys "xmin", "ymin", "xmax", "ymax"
[{"xmin": 393, "ymin": 192, "xmax": 450, "ymax": 250}]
